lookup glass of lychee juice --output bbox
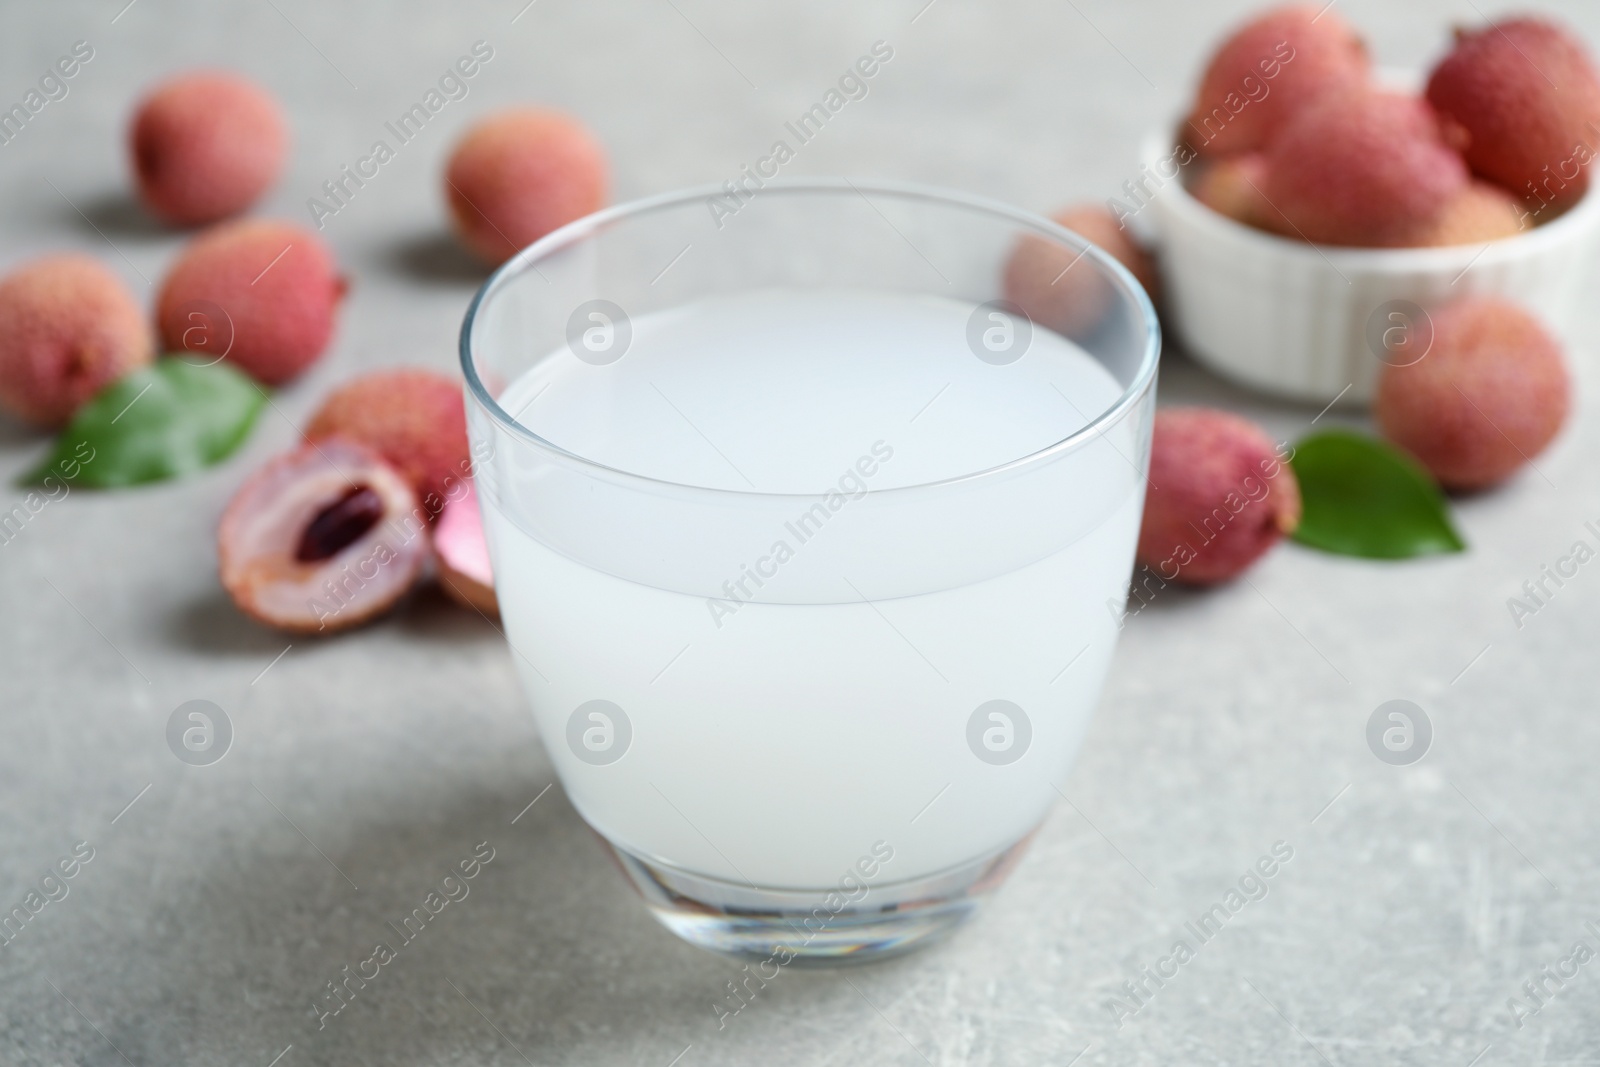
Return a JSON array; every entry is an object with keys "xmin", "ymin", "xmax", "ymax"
[{"xmin": 461, "ymin": 179, "xmax": 1158, "ymax": 961}]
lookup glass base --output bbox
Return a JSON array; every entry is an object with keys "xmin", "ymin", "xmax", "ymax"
[{"xmin": 600, "ymin": 830, "xmax": 1037, "ymax": 965}]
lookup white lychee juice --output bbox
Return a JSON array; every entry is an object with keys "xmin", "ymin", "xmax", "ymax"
[{"xmin": 482, "ymin": 287, "xmax": 1142, "ymax": 890}]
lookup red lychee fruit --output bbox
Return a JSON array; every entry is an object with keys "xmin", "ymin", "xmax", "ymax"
[
  {"xmin": 1185, "ymin": 4, "xmax": 1370, "ymax": 157},
  {"xmin": 156, "ymin": 219, "xmax": 342, "ymax": 386},
  {"xmin": 1426, "ymin": 16, "xmax": 1600, "ymax": 215},
  {"xmin": 1375, "ymin": 296, "xmax": 1568, "ymax": 491},
  {"xmin": 304, "ymin": 369, "xmax": 470, "ymax": 518},
  {"xmin": 1413, "ymin": 181, "xmax": 1527, "ymax": 247},
  {"xmin": 218, "ymin": 437, "xmax": 429, "ymax": 633},
  {"xmin": 433, "ymin": 478, "xmax": 498, "ymax": 616},
  {"xmin": 1259, "ymin": 89, "xmax": 1470, "ymax": 246},
  {"xmin": 1136, "ymin": 408, "xmax": 1301, "ymax": 585},
  {"xmin": 130, "ymin": 71, "xmax": 288, "ymax": 226},
  {"xmin": 444, "ymin": 108, "xmax": 608, "ymax": 267},
  {"xmin": 1002, "ymin": 204, "xmax": 1159, "ymax": 338},
  {"xmin": 0, "ymin": 254, "xmax": 153, "ymax": 427}
]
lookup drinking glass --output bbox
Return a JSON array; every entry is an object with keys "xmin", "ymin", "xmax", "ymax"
[{"xmin": 461, "ymin": 179, "xmax": 1159, "ymax": 962}]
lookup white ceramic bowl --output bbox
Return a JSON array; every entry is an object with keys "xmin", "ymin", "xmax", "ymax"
[{"xmin": 1139, "ymin": 131, "xmax": 1600, "ymax": 404}]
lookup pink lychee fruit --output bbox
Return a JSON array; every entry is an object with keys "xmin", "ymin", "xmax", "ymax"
[
  {"xmin": 444, "ymin": 108, "xmax": 608, "ymax": 267},
  {"xmin": 1375, "ymin": 296, "xmax": 1568, "ymax": 491},
  {"xmin": 1002, "ymin": 204, "xmax": 1159, "ymax": 337},
  {"xmin": 304, "ymin": 369, "xmax": 470, "ymax": 519},
  {"xmin": 0, "ymin": 254, "xmax": 154, "ymax": 427},
  {"xmin": 130, "ymin": 71, "xmax": 288, "ymax": 226},
  {"xmin": 1259, "ymin": 89, "xmax": 1470, "ymax": 246},
  {"xmin": 1187, "ymin": 153, "xmax": 1295, "ymax": 234},
  {"xmin": 1136, "ymin": 408, "xmax": 1301, "ymax": 585},
  {"xmin": 156, "ymin": 219, "xmax": 343, "ymax": 386},
  {"xmin": 433, "ymin": 478, "xmax": 498, "ymax": 616},
  {"xmin": 1426, "ymin": 16, "xmax": 1600, "ymax": 215},
  {"xmin": 218, "ymin": 437, "xmax": 429, "ymax": 633},
  {"xmin": 1185, "ymin": 4, "xmax": 1370, "ymax": 157},
  {"xmin": 1412, "ymin": 181, "xmax": 1528, "ymax": 247}
]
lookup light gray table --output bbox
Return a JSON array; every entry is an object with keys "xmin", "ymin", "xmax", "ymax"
[{"xmin": 4, "ymin": 1, "xmax": 1599, "ymax": 1063}]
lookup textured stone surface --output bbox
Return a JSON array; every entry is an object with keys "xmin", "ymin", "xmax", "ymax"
[{"xmin": 2, "ymin": 1, "xmax": 1599, "ymax": 1064}]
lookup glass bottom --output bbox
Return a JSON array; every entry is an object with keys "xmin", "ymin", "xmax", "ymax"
[{"xmin": 599, "ymin": 827, "xmax": 1038, "ymax": 965}]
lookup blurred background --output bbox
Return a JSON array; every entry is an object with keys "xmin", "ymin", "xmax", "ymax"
[{"xmin": 3, "ymin": 1, "xmax": 1599, "ymax": 1064}]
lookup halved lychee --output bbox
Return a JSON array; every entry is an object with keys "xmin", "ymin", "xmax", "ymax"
[
  {"xmin": 219, "ymin": 437, "xmax": 429, "ymax": 633},
  {"xmin": 432, "ymin": 478, "xmax": 498, "ymax": 617}
]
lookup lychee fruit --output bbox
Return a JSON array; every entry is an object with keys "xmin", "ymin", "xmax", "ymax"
[
  {"xmin": 130, "ymin": 71, "xmax": 288, "ymax": 226},
  {"xmin": 218, "ymin": 437, "xmax": 429, "ymax": 633},
  {"xmin": 0, "ymin": 254, "xmax": 153, "ymax": 427},
  {"xmin": 1185, "ymin": 4, "xmax": 1370, "ymax": 157},
  {"xmin": 1413, "ymin": 181, "xmax": 1527, "ymax": 247},
  {"xmin": 1426, "ymin": 16, "xmax": 1600, "ymax": 215},
  {"xmin": 1259, "ymin": 89, "xmax": 1470, "ymax": 246},
  {"xmin": 1187, "ymin": 153, "xmax": 1295, "ymax": 235},
  {"xmin": 156, "ymin": 219, "xmax": 342, "ymax": 386},
  {"xmin": 1374, "ymin": 296, "xmax": 1568, "ymax": 491},
  {"xmin": 1002, "ymin": 204, "xmax": 1159, "ymax": 338},
  {"xmin": 304, "ymin": 369, "xmax": 470, "ymax": 518},
  {"xmin": 1136, "ymin": 408, "xmax": 1301, "ymax": 585},
  {"xmin": 444, "ymin": 108, "xmax": 608, "ymax": 266},
  {"xmin": 433, "ymin": 478, "xmax": 498, "ymax": 616}
]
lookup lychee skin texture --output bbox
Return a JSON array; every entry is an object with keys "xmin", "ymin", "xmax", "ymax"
[
  {"xmin": 444, "ymin": 108, "xmax": 607, "ymax": 266},
  {"xmin": 1002, "ymin": 205, "xmax": 1159, "ymax": 338},
  {"xmin": 156, "ymin": 219, "xmax": 341, "ymax": 386},
  {"xmin": 130, "ymin": 71, "xmax": 288, "ymax": 226},
  {"xmin": 1375, "ymin": 297, "xmax": 1568, "ymax": 491},
  {"xmin": 1188, "ymin": 153, "xmax": 1291, "ymax": 233},
  {"xmin": 1414, "ymin": 181, "xmax": 1527, "ymax": 247},
  {"xmin": 1426, "ymin": 17, "xmax": 1600, "ymax": 214},
  {"xmin": 1260, "ymin": 90, "xmax": 1470, "ymax": 247},
  {"xmin": 219, "ymin": 437, "xmax": 428, "ymax": 634},
  {"xmin": 1136, "ymin": 408, "xmax": 1301, "ymax": 585},
  {"xmin": 1186, "ymin": 4, "xmax": 1370, "ymax": 157},
  {"xmin": 0, "ymin": 255, "xmax": 154, "ymax": 427},
  {"xmin": 304, "ymin": 369, "xmax": 470, "ymax": 518},
  {"xmin": 433, "ymin": 478, "xmax": 498, "ymax": 616}
]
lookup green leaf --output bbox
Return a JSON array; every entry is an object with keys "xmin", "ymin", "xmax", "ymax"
[
  {"xmin": 20, "ymin": 358, "xmax": 266, "ymax": 488},
  {"xmin": 1289, "ymin": 429, "xmax": 1465, "ymax": 559}
]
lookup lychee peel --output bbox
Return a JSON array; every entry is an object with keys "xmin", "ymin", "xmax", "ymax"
[
  {"xmin": 433, "ymin": 478, "xmax": 498, "ymax": 616},
  {"xmin": 1375, "ymin": 296, "xmax": 1569, "ymax": 491},
  {"xmin": 1260, "ymin": 89, "xmax": 1470, "ymax": 247},
  {"xmin": 1136, "ymin": 408, "xmax": 1301, "ymax": 585},
  {"xmin": 1002, "ymin": 204, "xmax": 1158, "ymax": 338},
  {"xmin": 444, "ymin": 108, "xmax": 608, "ymax": 266},
  {"xmin": 1186, "ymin": 4, "xmax": 1370, "ymax": 157},
  {"xmin": 156, "ymin": 219, "xmax": 342, "ymax": 386},
  {"xmin": 131, "ymin": 71, "xmax": 288, "ymax": 226},
  {"xmin": 1426, "ymin": 16, "xmax": 1600, "ymax": 215},
  {"xmin": 0, "ymin": 254, "xmax": 154, "ymax": 427}
]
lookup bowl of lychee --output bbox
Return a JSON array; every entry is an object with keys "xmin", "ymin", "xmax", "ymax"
[{"xmin": 1136, "ymin": 5, "xmax": 1600, "ymax": 403}]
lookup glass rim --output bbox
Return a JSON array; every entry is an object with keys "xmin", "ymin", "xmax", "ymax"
[{"xmin": 459, "ymin": 177, "xmax": 1161, "ymax": 501}]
